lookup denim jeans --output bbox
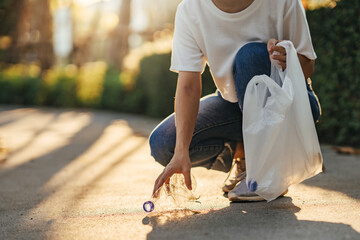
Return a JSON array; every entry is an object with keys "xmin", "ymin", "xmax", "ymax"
[{"xmin": 149, "ymin": 42, "xmax": 320, "ymax": 172}]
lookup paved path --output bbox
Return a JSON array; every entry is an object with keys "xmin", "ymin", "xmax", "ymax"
[{"xmin": 0, "ymin": 106, "xmax": 359, "ymax": 240}]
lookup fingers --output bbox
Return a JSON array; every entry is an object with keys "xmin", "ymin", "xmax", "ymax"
[
  {"xmin": 152, "ymin": 175, "xmax": 161, "ymax": 196},
  {"xmin": 269, "ymin": 45, "xmax": 286, "ymax": 56},
  {"xmin": 270, "ymin": 48, "xmax": 286, "ymax": 70},
  {"xmin": 271, "ymin": 54, "xmax": 286, "ymax": 62},
  {"xmin": 151, "ymin": 154, "xmax": 193, "ymax": 195},
  {"xmin": 267, "ymin": 40, "xmax": 286, "ymax": 70},
  {"xmin": 276, "ymin": 61, "xmax": 286, "ymax": 70},
  {"xmin": 153, "ymin": 172, "xmax": 164, "ymax": 196},
  {"xmin": 152, "ymin": 170, "xmax": 192, "ymax": 195},
  {"xmin": 267, "ymin": 38, "xmax": 277, "ymax": 52},
  {"xmin": 183, "ymin": 169, "xmax": 192, "ymax": 191},
  {"xmin": 152, "ymin": 169, "xmax": 173, "ymax": 195}
]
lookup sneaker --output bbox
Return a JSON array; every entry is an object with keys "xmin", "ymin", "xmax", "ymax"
[
  {"xmin": 222, "ymin": 142, "xmax": 246, "ymax": 193},
  {"xmin": 222, "ymin": 162, "xmax": 246, "ymax": 193},
  {"xmin": 228, "ymin": 178, "xmax": 289, "ymax": 202},
  {"xmin": 228, "ymin": 178, "xmax": 265, "ymax": 202}
]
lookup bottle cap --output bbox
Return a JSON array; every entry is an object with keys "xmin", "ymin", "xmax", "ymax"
[{"xmin": 143, "ymin": 200, "xmax": 155, "ymax": 212}]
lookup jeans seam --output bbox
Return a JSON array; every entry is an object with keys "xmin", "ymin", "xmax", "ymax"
[
  {"xmin": 193, "ymin": 119, "xmax": 241, "ymax": 138},
  {"xmin": 191, "ymin": 144, "xmax": 223, "ymax": 152}
]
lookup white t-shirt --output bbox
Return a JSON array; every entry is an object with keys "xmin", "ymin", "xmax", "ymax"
[{"xmin": 170, "ymin": 0, "xmax": 317, "ymax": 102}]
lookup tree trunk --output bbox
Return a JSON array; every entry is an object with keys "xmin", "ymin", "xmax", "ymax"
[
  {"xmin": 108, "ymin": 0, "xmax": 131, "ymax": 70},
  {"xmin": 3, "ymin": 0, "xmax": 54, "ymax": 69},
  {"xmin": 32, "ymin": 0, "xmax": 54, "ymax": 69},
  {"xmin": 3, "ymin": 0, "xmax": 28, "ymax": 64}
]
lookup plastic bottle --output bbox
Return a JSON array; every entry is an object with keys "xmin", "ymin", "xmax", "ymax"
[{"xmin": 143, "ymin": 174, "xmax": 199, "ymax": 213}]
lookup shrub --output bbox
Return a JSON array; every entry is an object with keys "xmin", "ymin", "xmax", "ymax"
[
  {"xmin": 100, "ymin": 67, "xmax": 143, "ymax": 113},
  {"xmin": 135, "ymin": 54, "xmax": 177, "ymax": 117},
  {"xmin": 42, "ymin": 66, "xmax": 78, "ymax": 107},
  {"xmin": 135, "ymin": 53, "xmax": 216, "ymax": 117},
  {"xmin": 76, "ymin": 62, "xmax": 107, "ymax": 108},
  {"xmin": 0, "ymin": 63, "xmax": 42, "ymax": 105},
  {"xmin": 307, "ymin": 0, "xmax": 360, "ymax": 147},
  {"xmin": 100, "ymin": 67, "xmax": 124, "ymax": 111}
]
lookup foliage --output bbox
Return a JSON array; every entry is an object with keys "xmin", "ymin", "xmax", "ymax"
[
  {"xmin": 0, "ymin": 54, "xmax": 216, "ymax": 118},
  {"xmin": 135, "ymin": 53, "xmax": 216, "ymax": 117},
  {"xmin": 307, "ymin": 0, "xmax": 360, "ymax": 147},
  {"xmin": 76, "ymin": 62, "xmax": 107, "ymax": 108},
  {"xmin": 100, "ymin": 67, "xmax": 143, "ymax": 113},
  {"xmin": 0, "ymin": 0, "xmax": 16, "ymax": 36},
  {"xmin": 0, "ymin": 63, "xmax": 42, "ymax": 105},
  {"xmin": 0, "ymin": 62, "xmax": 149, "ymax": 115}
]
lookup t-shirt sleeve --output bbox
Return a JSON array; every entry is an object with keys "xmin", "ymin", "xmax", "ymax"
[
  {"xmin": 170, "ymin": 5, "xmax": 206, "ymax": 73},
  {"xmin": 283, "ymin": 0, "xmax": 317, "ymax": 60}
]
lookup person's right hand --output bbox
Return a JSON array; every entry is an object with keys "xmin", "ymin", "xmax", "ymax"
[
  {"xmin": 267, "ymin": 38, "xmax": 287, "ymax": 70},
  {"xmin": 152, "ymin": 151, "xmax": 192, "ymax": 196}
]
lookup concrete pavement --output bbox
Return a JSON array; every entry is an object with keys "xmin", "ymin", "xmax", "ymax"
[{"xmin": 0, "ymin": 106, "xmax": 359, "ymax": 240}]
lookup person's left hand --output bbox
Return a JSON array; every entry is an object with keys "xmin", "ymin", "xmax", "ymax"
[{"xmin": 267, "ymin": 38, "xmax": 286, "ymax": 70}]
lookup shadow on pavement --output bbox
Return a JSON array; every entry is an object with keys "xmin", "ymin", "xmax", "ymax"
[
  {"xmin": 143, "ymin": 146, "xmax": 360, "ymax": 239},
  {"xmin": 61, "ymin": 137, "xmax": 147, "ymax": 215},
  {"xmin": 0, "ymin": 107, "xmax": 157, "ymax": 239},
  {"xmin": 0, "ymin": 110, "xmax": 113, "ymax": 239},
  {"xmin": 0, "ymin": 107, "xmax": 36, "ymax": 127},
  {"xmin": 302, "ymin": 145, "xmax": 360, "ymax": 200},
  {"xmin": 143, "ymin": 197, "xmax": 360, "ymax": 240}
]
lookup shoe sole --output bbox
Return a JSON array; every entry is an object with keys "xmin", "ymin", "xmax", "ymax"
[
  {"xmin": 229, "ymin": 190, "xmax": 288, "ymax": 202},
  {"xmin": 229, "ymin": 195, "xmax": 266, "ymax": 202}
]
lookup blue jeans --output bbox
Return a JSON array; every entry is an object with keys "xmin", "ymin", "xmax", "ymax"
[{"xmin": 149, "ymin": 42, "xmax": 320, "ymax": 172}]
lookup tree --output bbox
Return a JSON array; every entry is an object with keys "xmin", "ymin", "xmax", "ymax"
[
  {"xmin": 1, "ymin": 0, "xmax": 54, "ymax": 69},
  {"xmin": 108, "ymin": 0, "xmax": 131, "ymax": 70}
]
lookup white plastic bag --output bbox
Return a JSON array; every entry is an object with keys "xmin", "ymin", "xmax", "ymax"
[{"xmin": 243, "ymin": 41, "xmax": 323, "ymax": 201}]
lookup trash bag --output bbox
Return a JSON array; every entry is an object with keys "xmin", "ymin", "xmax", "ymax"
[{"xmin": 243, "ymin": 41, "xmax": 323, "ymax": 201}]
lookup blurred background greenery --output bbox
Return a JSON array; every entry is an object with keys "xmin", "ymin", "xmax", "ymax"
[{"xmin": 0, "ymin": 0, "xmax": 358, "ymax": 147}]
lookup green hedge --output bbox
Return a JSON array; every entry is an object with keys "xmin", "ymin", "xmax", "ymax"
[
  {"xmin": 0, "ymin": 63, "xmax": 142, "ymax": 112},
  {"xmin": 0, "ymin": 57, "xmax": 215, "ymax": 118},
  {"xmin": 100, "ymin": 68, "xmax": 144, "ymax": 113},
  {"xmin": 135, "ymin": 53, "xmax": 215, "ymax": 117},
  {"xmin": 0, "ymin": 65, "xmax": 44, "ymax": 105},
  {"xmin": 307, "ymin": 0, "xmax": 360, "ymax": 147}
]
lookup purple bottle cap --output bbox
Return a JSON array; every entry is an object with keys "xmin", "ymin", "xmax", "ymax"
[{"xmin": 143, "ymin": 201, "xmax": 155, "ymax": 212}]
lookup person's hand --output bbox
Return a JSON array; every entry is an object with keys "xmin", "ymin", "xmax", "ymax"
[
  {"xmin": 152, "ymin": 151, "xmax": 192, "ymax": 196},
  {"xmin": 267, "ymin": 38, "xmax": 286, "ymax": 70}
]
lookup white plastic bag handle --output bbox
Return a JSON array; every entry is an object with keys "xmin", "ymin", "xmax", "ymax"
[{"xmin": 243, "ymin": 74, "xmax": 294, "ymax": 133}]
